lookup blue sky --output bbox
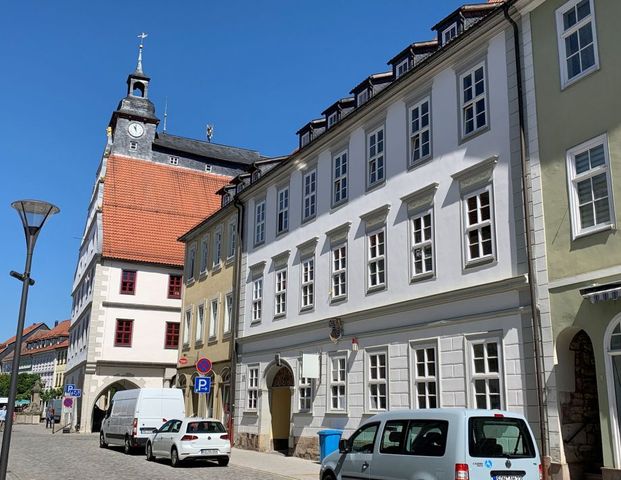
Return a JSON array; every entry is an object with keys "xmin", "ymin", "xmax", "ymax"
[{"xmin": 0, "ymin": 1, "xmax": 464, "ymax": 341}]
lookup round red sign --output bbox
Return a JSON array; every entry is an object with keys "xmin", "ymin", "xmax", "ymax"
[
  {"xmin": 196, "ymin": 357, "xmax": 212, "ymax": 375},
  {"xmin": 63, "ymin": 397, "xmax": 73, "ymax": 408}
]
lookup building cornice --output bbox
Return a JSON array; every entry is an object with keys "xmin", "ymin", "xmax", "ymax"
[{"xmin": 101, "ymin": 301, "xmax": 181, "ymax": 313}]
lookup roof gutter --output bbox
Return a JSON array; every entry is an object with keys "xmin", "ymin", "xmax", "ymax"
[{"xmin": 503, "ymin": 4, "xmax": 550, "ymax": 476}]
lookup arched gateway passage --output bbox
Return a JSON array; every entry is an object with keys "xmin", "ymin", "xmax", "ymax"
[
  {"xmin": 268, "ymin": 365, "xmax": 294, "ymax": 452},
  {"xmin": 91, "ymin": 379, "xmax": 140, "ymax": 433}
]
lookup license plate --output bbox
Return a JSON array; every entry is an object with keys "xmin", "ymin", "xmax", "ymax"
[
  {"xmin": 494, "ymin": 476, "xmax": 523, "ymax": 480},
  {"xmin": 201, "ymin": 449, "xmax": 218, "ymax": 455}
]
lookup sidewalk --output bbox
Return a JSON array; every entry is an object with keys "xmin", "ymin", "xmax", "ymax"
[{"xmin": 231, "ymin": 447, "xmax": 320, "ymax": 480}]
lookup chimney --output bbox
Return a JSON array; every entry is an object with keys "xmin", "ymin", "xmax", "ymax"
[{"xmin": 54, "ymin": 320, "xmax": 58, "ymax": 327}]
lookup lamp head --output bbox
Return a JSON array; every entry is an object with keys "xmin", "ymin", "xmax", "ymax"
[{"xmin": 11, "ymin": 199, "xmax": 60, "ymax": 237}]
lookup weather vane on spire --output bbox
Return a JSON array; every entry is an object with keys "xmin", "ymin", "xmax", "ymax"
[{"xmin": 136, "ymin": 32, "xmax": 148, "ymax": 73}]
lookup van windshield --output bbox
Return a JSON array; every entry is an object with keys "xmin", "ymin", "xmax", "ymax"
[
  {"xmin": 469, "ymin": 417, "xmax": 536, "ymax": 458},
  {"xmin": 186, "ymin": 421, "xmax": 226, "ymax": 434}
]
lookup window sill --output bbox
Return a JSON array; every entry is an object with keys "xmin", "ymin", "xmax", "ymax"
[
  {"xmin": 464, "ymin": 255, "xmax": 495, "ymax": 269},
  {"xmin": 325, "ymin": 410, "xmax": 349, "ymax": 415},
  {"xmin": 407, "ymin": 155, "xmax": 432, "ymax": 172},
  {"xmin": 207, "ymin": 336, "xmax": 218, "ymax": 344},
  {"xmin": 572, "ymin": 223, "xmax": 615, "ymax": 241},
  {"xmin": 297, "ymin": 410, "xmax": 313, "ymax": 416},
  {"xmin": 330, "ymin": 295, "xmax": 347, "ymax": 305},
  {"xmin": 300, "ymin": 306, "xmax": 314, "ymax": 314},
  {"xmin": 274, "ymin": 313, "xmax": 286, "ymax": 320},
  {"xmin": 195, "ymin": 341, "xmax": 204, "ymax": 348},
  {"xmin": 366, "ymin": 284, "xmax": 386, "ymax": 295},
  {"xmin": 186, "ymin": 278, "xmax": 196, "ymax": 287},
  {"xmin": 366, "ymin": 180, "xmax": 386, "ymax": 194},
  {"xmin": 182, "ymin": 344, "xmax": 190, "ymax": 352},
  {"xmin": 459, "ymin": 124, "xmax": 490, "ymax": 145},
  {"xmin": 250, "ymin": 320, "xmax": 262, "ymax": 326},
  {"xmin": 222, "ymin": 331, "xmax": 232, "ymax": 340},
  {"xmin": 276, "ymin": 229, "xmax": 289, "ymax": 238},
  {"xmin": 561, "ymin": 63, "xmax": 600, "ymax": 91},
  {"xmin": 243, "ymin": 410, "xmax": 258, "ymax": 415},
  {"xmin": 225, "ymin": 256, "xmax": 235, "ymax": 267},
  {"xmin": 331, "ymin": 199, "xmax": 348, "ymax": 212},
  {"xmin": 410, "ymin": 272, "xmax": 435, "ymax": 284},
  {"xmin": 301, "ymin": 215, "xmax": 316, "ymax": 226},
  {"xmin": 212, "ymin": 264, "xmax": 222, "ymax": 274}
]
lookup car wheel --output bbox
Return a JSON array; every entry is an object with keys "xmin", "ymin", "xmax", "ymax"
[
  {"xmin": 146, "ymin": 442, "xmax": 154, "ymax": 461},
  {"xmin": 124, "ymin": 436, "xmax": 132, "ymax": 455},
  {"xmin": 322, "ymin": 471, "xmax": 337, "ymax": 480},
  {"xmin": 170, "ymin": 447, "xmax": 181, "ymax": 468},
  {"xmin": 217, "ymin": 457, "xmax": 230, "ymax": 467},
  {"xmin": 99, "ymin": 432, "xmax": 108, "ymax": 448}
]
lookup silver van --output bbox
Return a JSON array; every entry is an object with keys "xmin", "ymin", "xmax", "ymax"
[{"xmin": 320, "ymin": 408, "xmax": 541, "ymax": 480}]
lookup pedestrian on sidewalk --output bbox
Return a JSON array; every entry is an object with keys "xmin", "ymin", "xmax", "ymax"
[
  {"xmin": 0, "ymin": 406, "xmax": 6, "ymax": 431},
  {"xmin": 45, "ymin": 405, "xmax": 54, "ymax": 429}
]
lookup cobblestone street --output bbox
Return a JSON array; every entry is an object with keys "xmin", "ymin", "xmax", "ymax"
[{"xmin": 3, "ymin": 425, "xmax": 314, "ymax": 480}]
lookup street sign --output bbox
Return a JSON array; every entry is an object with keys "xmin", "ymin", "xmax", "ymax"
[
  {"xmin": 63, "ymin": 397, "xmax": 73, "ymax": 408},
  {"xmin": 65, "ymin": 385, "xmax": 81, "ymax": 397},
  {"xmin": 194, "ymin": 376, "xmax": 211, "ymax": 394},
  {"xmin": 195, "ymin": 357, "xmax": 212, "ymax": 375}
]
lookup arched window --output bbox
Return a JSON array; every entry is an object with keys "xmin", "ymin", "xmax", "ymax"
[{"xmin": 132, "ymin": 82, "xmax": 145, "ymax": 98}]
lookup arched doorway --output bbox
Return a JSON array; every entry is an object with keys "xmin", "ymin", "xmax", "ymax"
[
  {"xmin": 91, "ymin": 379, "xmax": 140, "ymax": 432},
  {"xmin": 268, "ymin": 366, "xmax": 293, "ymax": 452},
  {"xmin": 220, "ymin": 368, "xmax": 231, "ymax": 424},
  {"xmin": 559, "ymin": 330, "xmax": 603, "ymax": 479},
  {"xmin": 605, "ymin": 317, "xmax": 621, "ymax": 468}
]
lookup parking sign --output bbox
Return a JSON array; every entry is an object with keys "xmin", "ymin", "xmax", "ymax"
[{"xmin": 194, "ymin": 376, "xmax": 211, "ymax": 394}]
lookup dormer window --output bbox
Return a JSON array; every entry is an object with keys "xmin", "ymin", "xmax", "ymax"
[
  {"xmin": 222, "ymin": 193, "xmax": 231, "ymax": 206},
  {"xmin": 169, "ymin": 156, "xmax": 179, "ymax": 165},
  {"xmin": 252, "ymin": 170, "xmax": 261, "ymax": 182},
  {"xmin": 442, "ymin": 23, "xmax": 458, "ymax": 45},
  {"xmin": 236, "ymin": 182, "xmax": 246, "ymax": 194},
  {"xmin": 327, "ymin": 112, "xmax": 338, "ymax": 129},
  {"xmin": 396, "ymin": 58, "xmax": 410, "ymax": 78},
  {"xmin": 204, "ymin": 165, "xmax": 213, "ymax": 173},
  {"xmin": 301, "ymin": 132, "xmax": 310, "ymax": 147},
  {"xmin": 357, "ymin": 90, "xmax": 369, "ymax": 106}
]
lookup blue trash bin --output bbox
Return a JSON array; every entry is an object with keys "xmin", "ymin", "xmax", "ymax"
[{"xmin": 318, "ymin": 429, "xmax": 343, "ymax": 461}]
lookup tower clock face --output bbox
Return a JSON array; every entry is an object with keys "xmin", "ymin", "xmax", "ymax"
[{"xmin": 128, "ymin": 122, "xmax": 145, "ymax": 138}]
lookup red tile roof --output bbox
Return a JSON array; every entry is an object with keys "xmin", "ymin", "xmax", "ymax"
[
  {"xmin": 0, "ymin": 322, "xmax": 47, "ymax": 352},
  {"xmin": 102, "ymin": 155, "xmax": 232, "ymax": 266},
  {"xmin": 25, "ymin": 320, "xmax": 69, "ymax": 344}
]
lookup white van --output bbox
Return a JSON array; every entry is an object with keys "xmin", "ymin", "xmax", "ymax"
[
  {"xmin": 320, "ymin": 408, "xmax": 541, "ymax": 480},
  {"xmin": 99, "ymin": 388, "xmax": 185, "ymax": 454}
]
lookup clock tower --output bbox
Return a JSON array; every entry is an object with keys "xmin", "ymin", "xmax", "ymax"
[{"xmin": 108, "ymin": 33, "xmax": 159, "ymax": 160}]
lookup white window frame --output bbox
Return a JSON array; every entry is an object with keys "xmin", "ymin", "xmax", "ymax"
[
  {"xmin": 409, "ymin": 96, "xmax": 432, "ymax": 166},
  {"xmin": 254, "ymin": 200, "xmax": 266, "ymax": 246},
  {"xmin": 169, "ymin": 156, "xmax": 179, "ymax": 165},
  {"xmin": 196, "ymin": 304, "xmax": 205, "ymax": 343},
  {"xmin": 209, "ymin": 298, "xmax": 218, "ymax": 339},
  {"xmin": 328, "ymin": 354, "xmax": 347, "ymax": 412},
  {"xmin": 395, "ymin": 58, "xmax": 409, "ymax": 78},
  {"xmin": 357, "ymin": 89, "xmax": 369, "ymax": 106},
  {"xmin": 277, "ymin": 186, "xmax": 289, "ymax": 235},
  {"xmin": 442, "ymin": 23, "xmax": 458, "ymax": 44},
  {"xmin": 332, "ymin": 150, "xmax": 348, "ymax": 206},
  {"xmin": 367, "ymin": 228, "xmax": 386, "ymax": 291},
  {"xmin": 555, "ymin": 0, "xmax": 599, "ymax": 88},
  {"xmin": 183, "ymin": 308, "xmax": 191, "ymax": 346},
  {"xmin": 247, "ymin": 365, "xmax": 259, "ymax": 411},
  {"xmin": 366, "ymin": 350, "xmax": 388, "ymax": 412},
  {"xmin": 566, "ymin": 134, "xmax": 615, "ymax": 239},
  {"xmin": 331, "ymin": 243, "xmax": 347, "ymax": 301},
  {"xmin": 412, "ymin": 343, "xmax": 439, "ymax": 409},
  {"xmin": 227, "ymin": 220, "xmax": 237, "ymax": 260},
  {"xmin": 224, "ymin": 292, "xmax": 233, "ymax": 335},
  {"xmin": 274, "ymin": 268, "xmax": 287, "ymax": 317},
  {"xmin": 410, "ymin": 209, "xmax": 434, "ymax": 279},
  {"xmin": 327, "ymin": 112, "xmax": 338, "ymax": 128},
  {"xmin": 300, "ymin": 256, "xmax": 315, "ymax": 310},
  {"xmin": 463, "ymin": 186, "xmax": 495, "ymax": 265},
  {"xmin": 367, "ymin": 126, "xmax": 385, "ymax": 188},
  {"xmin": 301, "ymin": 131, "xmax": 310, "ymax": 147},
  {"xmin": 459, "ymin": 62, "xmax": 488, "ymax": 139},
  {"xmin": 302, "ymin": 168, "xmax": 317, "ymax": 222},
  {"xmin": 298, "ymin": 363, "xmax": 313, "ymax": 413},
  {"xmin": 252, "ymin": 277, "xmax": 263, "ymax": 323},
  {"xmin": 186, "ymin": 243, "xmax": 196, "ymax": 283},
  {"xmin": 212, "ymin": 226, "xmax": 222, "ymax": 269},
  {"xmin": 199, "ymin": 235, "xmax": 209, "ymax": 275},
  {"xmin": 129, "ymin": 141, "xmax": 138, "ymax": 151},
  {"xmin": 468, "ymin": 337, "xmax": 503, "ymax": 410}
]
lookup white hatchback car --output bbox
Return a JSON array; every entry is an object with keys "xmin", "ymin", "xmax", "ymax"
[{"xmin": 146, "ymin": 418, "xmax": 231, "ymax": 467}]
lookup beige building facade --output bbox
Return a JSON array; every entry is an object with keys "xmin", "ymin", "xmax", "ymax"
[{"xmin": 177, "ymin": 201, "xmax": 238, "ymax": 425}]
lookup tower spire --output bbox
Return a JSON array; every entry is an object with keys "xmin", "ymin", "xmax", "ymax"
[
  {"xmin": 136, "ymin": 32, "xmax": 148, "ymax": 74},
  {"xmin": 163, "ymin": 97, "xmax": 168, "ymax": 132}
]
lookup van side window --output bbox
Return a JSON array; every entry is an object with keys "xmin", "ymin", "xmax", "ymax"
[
  {"xmin": 350, "ymin": 423, "xmax": 379, "ymax": 453},
  {"xmin": 405, "ymin": 420, "xmax": 448, "ymax": 457},
  {"xmin": 380, "ymin": 420, "xmax": 408, "ymax": 454}
]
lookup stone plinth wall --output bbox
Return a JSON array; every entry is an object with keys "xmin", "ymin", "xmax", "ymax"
[
  {"xmin": 15, "ymin": 414, "xmax": 40, "ymax": 425},
  {"xmin": 292, "ymin": 435, "xmax": 319, "ymax": 460}
]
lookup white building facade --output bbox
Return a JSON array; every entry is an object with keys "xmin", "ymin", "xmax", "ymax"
[{"xmin": 234, "ymin": 3, "xmax": 542, "ymax": 458}]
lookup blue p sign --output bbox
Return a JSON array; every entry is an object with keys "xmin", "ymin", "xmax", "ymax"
[{"xmin": 194, "ymin": 376, "xmax": 211, "ymax": 394}]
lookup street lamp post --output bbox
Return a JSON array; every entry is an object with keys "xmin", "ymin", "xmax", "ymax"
[{"xmin": 0, "ymin": 200, "xmax": 59, "ymax": 480}]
